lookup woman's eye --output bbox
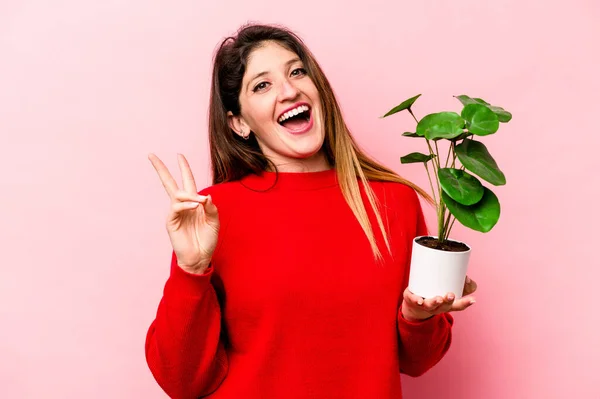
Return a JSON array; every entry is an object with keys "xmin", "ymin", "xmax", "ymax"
[
  {"xmin": 253, "ymin": 82, "xmax": 269, "ymax": 92},
  {"xmin": 291, "ymin": 68, "xmax": 307, "ymax": 76}
]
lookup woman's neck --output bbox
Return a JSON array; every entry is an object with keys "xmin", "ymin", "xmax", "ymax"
[{"xmin": 266, "ymin": 151, "xmax": 331, "ymax": 173}]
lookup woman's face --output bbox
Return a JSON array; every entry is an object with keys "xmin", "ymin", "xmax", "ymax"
[{"xmin": 228, "ymin": 41, "xmax": 328, "ymax": 172}]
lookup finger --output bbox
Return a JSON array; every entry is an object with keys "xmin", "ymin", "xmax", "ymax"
[
  {"xmin": 422, "ymin": 296, "xmax": 445, "ymax": 312},
  {"xmin": 177, "ymin": 154, "xmax": 198, "ymax": 194},
  {"xmin": 148, "ymin": 153, "xmax": 179, "ymax": 199},
  {"xmin": 451, "ymin": 296, "xmax": 476, "ymax": 312},
  {"xmin": 403, "ymin": 287, "xmax": 424, "ymax": 306},
  {"xmin": 203, "ymin": 194, "xmax": 219, "ymax": 217},
  {"xmin": 171, "ymin": 201, "xmax": 201, "ymax": 213},
  {"xmin": 436, "ymin": 292, "xmax": 456, "ymax": 313},
  {"xmin": 174, "ymin": 191, "xmax": 209, "ymax": 204},
  {"xmin": 463, "ymin": 276, "xmax": 478, "ymax": 297}
]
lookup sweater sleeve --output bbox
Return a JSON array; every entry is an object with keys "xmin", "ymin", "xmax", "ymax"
[
  {"xmin": 145, "ymin": 251, "xmax": 228, "ymax": 398},
  {"xmin": 396, "ymin": 186, "xmax": 454, "ymax": 377}
]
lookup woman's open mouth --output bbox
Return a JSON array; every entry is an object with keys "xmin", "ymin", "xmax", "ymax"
[{"xmin": 277, "ymin": 104, "xmax": 313, "ymax": 135}]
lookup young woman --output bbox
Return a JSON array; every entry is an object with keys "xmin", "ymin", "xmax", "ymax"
[{"xmin": 145, "ymin": 23, "xmax": 477, "ymax": 399}]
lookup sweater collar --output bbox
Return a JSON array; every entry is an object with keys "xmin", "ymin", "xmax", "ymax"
[{"xmin": 239, "ymin": 167, "xmax": 339, "ymax": 191}]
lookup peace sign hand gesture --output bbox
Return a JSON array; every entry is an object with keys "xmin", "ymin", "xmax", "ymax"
[{"xmin": 148, "ymin": 153, "xmax": 220, "ymax": 274}]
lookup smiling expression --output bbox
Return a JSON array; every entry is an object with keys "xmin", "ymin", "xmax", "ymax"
[{"xmin": 228, "ymin": 41, "xmax": 328, "ymax": 171}]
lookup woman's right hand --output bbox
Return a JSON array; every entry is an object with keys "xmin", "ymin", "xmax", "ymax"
[{"xmin": 148, "ymin": 153, "xmax": 220, "ymax": 274}]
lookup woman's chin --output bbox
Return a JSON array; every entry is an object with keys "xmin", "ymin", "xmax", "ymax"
[{"xmin": 288, "ymin": 134, "xmax": 324, "ymax": 156}]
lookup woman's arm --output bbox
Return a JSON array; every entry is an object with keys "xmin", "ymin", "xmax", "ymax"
[
  {"xmin": 396, "ymin": 308, "xmax": 453, "ymax": 377},
  {"xmin": 145, "ymin": 251, "xmax": 228, "ymax": 399},
  {"xmin": 395, "ymin": 185, "xmax": 454, "ymax": 377}
]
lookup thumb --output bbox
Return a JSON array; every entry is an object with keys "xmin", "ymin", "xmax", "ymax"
[{"xmin": 204, "ymin": 194, "xmax": 219, "ymax": 216}]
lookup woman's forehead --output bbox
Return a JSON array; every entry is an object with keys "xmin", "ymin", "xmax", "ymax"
[{"xmin": 245, "ymin": 42, "xmax": 300, "ymax": 75}]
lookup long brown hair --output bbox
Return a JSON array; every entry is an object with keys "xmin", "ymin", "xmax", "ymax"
[{"xmin": 208, "ymin": 23, "xmax": 432, "ymax": 261}]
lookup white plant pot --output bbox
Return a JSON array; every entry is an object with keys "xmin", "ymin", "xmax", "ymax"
[{"xmin": 407, "ymin": 236, "xmax": 471, "ymax": 299}]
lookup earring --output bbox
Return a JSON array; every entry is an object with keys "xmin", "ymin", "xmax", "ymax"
[{"xmin": 242, "ymin": 130, "xmax": 250, "ymax": 140}]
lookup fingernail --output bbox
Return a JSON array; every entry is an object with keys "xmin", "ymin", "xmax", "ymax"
[
  {"xmin": 417, "ymin": 299, "xmax": 423, "ymax": 305},
  {"xmin": 469, "ymin": 299, "xmax": 476, "ymax": 305},
  {"xmin": 448, "ymin": 295, "xmax": 455, "ymax": 301}
]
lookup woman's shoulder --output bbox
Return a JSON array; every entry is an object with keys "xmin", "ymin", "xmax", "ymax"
[
  {"xmin": 368, "ymin": 180, "xmax": 426, "ymax": 235},
  {"xmin": 197, "ymin": 180, "xmax": 243, "ymax": 207},
  {"xmin": 366, "ymin": 179, "xmax": 425, "ymax": 225}
]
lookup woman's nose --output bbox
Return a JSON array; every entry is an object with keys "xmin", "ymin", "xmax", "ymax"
[{"xmin": 278, "ymin": 79, "xmax": 300, "ymax": 101}]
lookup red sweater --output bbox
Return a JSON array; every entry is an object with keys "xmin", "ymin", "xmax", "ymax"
[{"xmin": 145, "ymin": 168, "xmax": 453, "ymax": 399}]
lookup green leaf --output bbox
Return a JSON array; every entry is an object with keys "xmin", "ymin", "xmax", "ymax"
[
  {"xmin": 402, "ymin": 131, "xmax": 421, "ymax": 138},
  {"xmin": 450, "ymin": 132, "xmax": 471, "ymax": 142},
  {"xmin": 438, "ymin": 168, "xmax": 484, "ymax": 206},
  {"xmin": 455, "ymin": 94, "xmax": 489, "ymax": 107},
  {"xmin": 416, "ymin": 112, "xmax": 465, "ymax": 140},
  {"xmin": 455, "ymin": 94, "xmax": 512, "ymax": 123},
  {"xmin": 488, "ymin": 105, "xmax": 512, "ymax": 123},
  {"xmin": 455, "ymin": 140, "xmax": 506, "ymax": 186},
  {"xmin": 442, "ymin": 187, "xmax": 501, "ymax": 233},
  {"xmin": 461, "ymin": 104, "xmax": 499, "ymax": 136},
  {"xmin": 382, "ymin": 94, "xmax": 422, "ymax": 118},
  {"xmin": 401, "ymin": 152, "xmax": 435, "ymax": 164}
]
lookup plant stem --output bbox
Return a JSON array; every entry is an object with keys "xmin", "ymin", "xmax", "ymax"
[
  {"xmin": 425, "ymin": 140, "xmax": 443, "ymax": 243},
  {"xmin": 433, "ymin": 141, "xmax": 442, "ymax": 187},
  {"xmin": 426, "ymin": 140, "xmax": 440, "ymax": 178},
  {"xmin": 441, "ymin": 208, "xmax": 448, "ymax": 241},
  {"xmin": 408, "ymin": 108, "xmax": 419, "ymax": 124},
  {"xmin": 438, "ymin": 203, "xmax": 446, "ymax": 242},
  {"xmin": 443, "ymin": 143, "xmax": 458, "ymax": 241},
  {"xmin": 442, "ymin": 208, "xmax": 453, "ymax": 241},
  {"xmin": 408, "ymin": 107, "xmax": 445, "ymax": 243},
  {"xmin": 446, "ymin": 217, "xmax": 456, "ymax": 241},
  {"xmin": 424, "ymin": 162, "xmax": 437, "ymax": 208},
  {"xmin": 432, "ymin": 141, "xmax": 442, "ymax": 208},
  {"xmin": 451, "ymin": 142, "xmax": 456, "ymax": 168},
  {"xmin": 444, "ymin": 141, "xmax": 452, "ymax": 168}
]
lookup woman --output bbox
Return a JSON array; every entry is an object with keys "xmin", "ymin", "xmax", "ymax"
[{"xmin": 145, "ymin": 23, "xmax": 477, "ymax": 399}]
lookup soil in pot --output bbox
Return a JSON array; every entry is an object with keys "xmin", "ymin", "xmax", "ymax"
[{"xmin": 416, "ymin": 236, "xmax": 470, "ymax": 252}]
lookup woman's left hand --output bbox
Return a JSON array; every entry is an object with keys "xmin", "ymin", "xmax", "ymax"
[{"xmin": 401, "ymin": 276, "xmax": 478, "ymax": 322}]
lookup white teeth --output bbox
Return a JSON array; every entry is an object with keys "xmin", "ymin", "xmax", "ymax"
[{"xmin": 278, "ymin": 105, "xmax": 310, "ymax": 123}]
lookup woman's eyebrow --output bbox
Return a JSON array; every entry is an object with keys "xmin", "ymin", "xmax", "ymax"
[{"xmin": 246, "ymin": 58, "xmax": 302, "ymax": 91}]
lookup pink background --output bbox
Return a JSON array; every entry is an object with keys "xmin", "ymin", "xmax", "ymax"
[{"xmin": 1, "ymin": 1, "xmax": 598, "ymax": 398}]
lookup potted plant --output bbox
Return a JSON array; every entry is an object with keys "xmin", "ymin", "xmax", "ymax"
[{"xmin": 381, "ymin": 94, "xmax": 512, "ymax": 299}]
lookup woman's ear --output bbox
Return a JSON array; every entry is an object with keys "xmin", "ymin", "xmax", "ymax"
[{"xmin": 227, "ymin": 111, "xmax": 248, "ymax": 139}]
